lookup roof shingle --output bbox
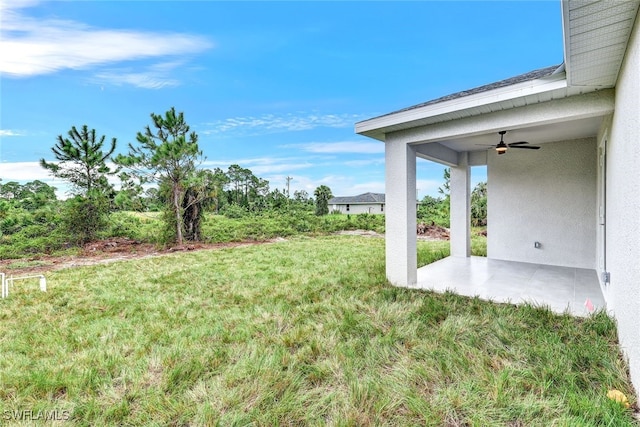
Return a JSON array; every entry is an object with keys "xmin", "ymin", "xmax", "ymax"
[
  {"xmin": 361, "ymin": 64, "xmax": 563, "ymax": 122},
  {"xmin": 329, "ymin": 192, "xmax": 385, "ymax": 204}
]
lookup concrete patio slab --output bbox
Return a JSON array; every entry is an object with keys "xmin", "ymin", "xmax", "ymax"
[{"xmin": 415, "ymin": 256, "xmax": 605, "ymax": 317}]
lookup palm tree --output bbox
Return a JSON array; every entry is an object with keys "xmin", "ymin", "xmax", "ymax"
[{"xmin": 314, "ymin": 185, "xmax": 333, "ymax": 216}]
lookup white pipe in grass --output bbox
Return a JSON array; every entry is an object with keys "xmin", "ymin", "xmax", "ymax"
[{"xmin": 1, "ymin": 274, "xmax": 47, "ymax": 298}]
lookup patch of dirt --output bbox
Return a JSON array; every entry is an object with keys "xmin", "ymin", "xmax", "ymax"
[
  {"xmin": 336, "ymin": 230, "xmax": 383, "ymax": 238},
  {"xmin": 417, "ymin": 222, "xmax": 450, "ymax": 241},
  {"xmin": 336, "ymin": 227, "xmax": 451, "ymax": 242},
  {"xmin": 0, "ymin": 237, "xmax": 283, "ymax": 275}
]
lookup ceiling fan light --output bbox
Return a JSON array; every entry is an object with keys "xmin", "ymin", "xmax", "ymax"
[{"xmin": 496, "ymin": 142, "xmax": 508, "ymax": 154}]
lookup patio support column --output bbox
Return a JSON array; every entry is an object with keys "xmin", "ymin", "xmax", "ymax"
[
  {"xmin": 450, "ymin": 152, "xmax": 471, "ymax": 257},
  {"xmin": 385, "ymin": 136, "xmax": 417, "ymax": 287}
]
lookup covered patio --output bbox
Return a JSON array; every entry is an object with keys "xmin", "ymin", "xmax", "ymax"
[
  {"xmin": 355, "ymin": 0, "xmax": 640, "ymax": 393},
  {"xmin": 415, "ymin": 256, "xmax": 605, "ymax": 317}
]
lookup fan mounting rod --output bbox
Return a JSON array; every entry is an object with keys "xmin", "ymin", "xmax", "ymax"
[{"xmin": 496, "ymin": 131, "xmax": 508, "ymax": 154}]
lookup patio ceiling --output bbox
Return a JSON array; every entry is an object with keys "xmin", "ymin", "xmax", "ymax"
[
  {"xmin": 425, "ymin": 116, "xmax": 603, "ymax": 153},
  {"xmin": 392, "ymin": 88, "xmax": 614, "ymax": 166}
]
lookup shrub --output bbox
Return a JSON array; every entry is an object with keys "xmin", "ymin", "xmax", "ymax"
[
  {"xmin": 106, "ymin": 212, "xmax": 144, "ymax": 239},
  {"xmin": 221, "ymin": 203, "xmax": 247, "ymax": 219},
  {"xmin": 0, "ymin": 228, "xmax": 67, "ymax": 259},
  {"xmin": 61, "ymin": 195, "xmax": 110, "ymax": 245}
]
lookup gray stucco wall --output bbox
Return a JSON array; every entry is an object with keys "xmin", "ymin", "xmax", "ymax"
[
  {"xmin": 487, "ymin": 138, "xmax": 597, "ymax": 269},
  {"xmin": 605, "ymin": 13, "xmax": 640, "ymax": 394}
]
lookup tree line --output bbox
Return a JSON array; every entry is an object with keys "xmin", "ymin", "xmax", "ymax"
[
  {"xmin": 417, "ymin": 168, "xmax": 487, "ymax": 228},
  {"xmin": 1, "ymin": 108, "xmax": 486, "ymax": 249},
  {"xmin": 2, "ymin": 108, "xmax": 336, "ymax": 246}
]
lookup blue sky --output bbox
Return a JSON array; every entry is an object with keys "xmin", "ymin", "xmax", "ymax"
[{"xmin": 0, "ymin": 0, "xmax": 563, "ymax": 199}]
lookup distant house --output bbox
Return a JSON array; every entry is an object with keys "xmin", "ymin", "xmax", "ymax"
[{"xmin": 329, "ymin": 192, "xmax": 385, "ymax": 214}]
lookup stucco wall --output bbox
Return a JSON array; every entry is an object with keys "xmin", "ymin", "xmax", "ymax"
[
  {"xmin": 331, "ymin": 204, "xmax": 385, "ymax": 215},
  {"xmin": 605, "ymin": 12, "xmax": 640, "ymax": 393},
  {"xmin": 487, "ymin": 138, "xmax": 597, "ymax": 269}
]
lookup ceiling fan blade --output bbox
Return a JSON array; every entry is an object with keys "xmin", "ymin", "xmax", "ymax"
[
  {"xmin": 509, "ymin": 145, "xmax": 540, "ymax": 149},
  {"xmin": 508, "ymin": 141, "xmax": 529, "ymax": 146}
]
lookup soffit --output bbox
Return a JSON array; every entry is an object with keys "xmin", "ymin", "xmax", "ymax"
[{"xmin": 563, "ymin": 0, "xmax": 640, "ymax": 87}]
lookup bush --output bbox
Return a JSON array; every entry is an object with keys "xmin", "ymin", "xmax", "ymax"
[
  {"xmin": 106, "ymin": 212, "xmax": 143, "ymax": 239},
  {"xmin": 105, "ymin": 212, "xmax": 164, "ymax": 243},
  {"xmin": 221, "ymin": 203, "xmax": 247, "ymax": 219},
  {"xmin": 0, "ymin": 228, "xmax": 67, "ymax": 259},
  {"xmin": 355, "ymin": 213, "xmax": 384, "ymax": 231},
  {"xmin": 0, "ymin": 208, "xmax": 35, "ymax": 235},
  {"xmin": 61, "ymin": 195, "xmax": 110, "ymax": 245}
]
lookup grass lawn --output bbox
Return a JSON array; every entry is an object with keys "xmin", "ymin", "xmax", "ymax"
[{"xmin": 0, "ymin": 236, "xmax": 636, "ymax": 425}]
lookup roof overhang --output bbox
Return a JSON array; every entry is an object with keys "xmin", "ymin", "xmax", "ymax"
[
  {"xmin": 562, "ymin": 0, "xmax": 640, "ymax": 88},
  {"xmin": 355, "ymin": 0, "xmax": 638, "ymax": 159},
  {"xmin": 355, "ymin": 70, "xmax": 573, "ymax": 142}
]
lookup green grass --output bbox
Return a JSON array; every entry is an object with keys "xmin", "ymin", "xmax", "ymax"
[
  {"xmin": 0, "ymin": 236, "xmax": 635, "ymax": 425},
  {"xmin": 471, "ymin": 227, "xmax": 488, "ymax": 257},
  {"xmin": 418, "ymin": 240, "xmax": 450, "ymax": 267}
]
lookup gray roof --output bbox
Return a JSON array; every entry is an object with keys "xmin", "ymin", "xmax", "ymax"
[
  {"xmin": 361, "ymin": 64, "xmax": 562, "ymax": 122},
  {"xmin": 329, "ymin": 192, "xmax": 385, "ymax": 204}
]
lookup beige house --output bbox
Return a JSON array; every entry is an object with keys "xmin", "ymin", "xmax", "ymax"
[{"xmin": 356, "ymin": 1, "xmax": 640, "ymax": 392}]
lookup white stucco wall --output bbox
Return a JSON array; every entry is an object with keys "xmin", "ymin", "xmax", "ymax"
[
  {"xmin": 331, "ymin": 204, "xmax": 385, "ymax": 215},
  {"xmin": 487, "ymin": 138, "xmax": 597, "ymax": 269},
  {"xmin": 605, "ymin": 13, "xmax": 640, "ymax": 393}
]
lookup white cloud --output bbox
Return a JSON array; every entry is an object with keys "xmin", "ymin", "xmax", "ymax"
[
  {"xmin": 343, "ymin": 158, "xmax": 384, "ymax": 167},
  {"xmin": 91, "ymin": 62, "xmax": 183, "ymax": 89},
  {"xmin": 0, "ymin": 2, "xmax": 213, "ymax": 81},
  {"xmin": 0, "ymin": 161, "xmax": 48, "ymax": 181},
  {"xmin": 0, "ymin": 161, "xmax": 68, "ymax": 197},
  {"xmin": 0, "ymin": 160, "xmax": 131, "ymax": 199},
  {"xmin": 201, "ymin": 113, "xmax": 367, "ymax": 136},
  {"xmin": 416, "ymin": 179, "xmax": 442, "ymax": 198},
  {"xmin": 0, "ymin": 130, "xmax": 24, "ymax": 137},
  {"xmin": 347, "ymin": 181, "xmax": 385, "ymax": 195},
  {"xmin": 294, "ymin": 141, "xmax": 384, "ymax": 154}
]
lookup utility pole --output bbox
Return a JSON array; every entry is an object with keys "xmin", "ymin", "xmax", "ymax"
[{"xmin": 286, "ymin": 176, "xmax": 293, "ymax": 198}]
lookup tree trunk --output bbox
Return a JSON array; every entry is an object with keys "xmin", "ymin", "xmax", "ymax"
[
  {"xmin": 173, "ymin": 184, "xmax": 183, "ymax": 245},
  {"xmin": 182, "ymin": 189, "xmax": 201, "ymax": 242}
]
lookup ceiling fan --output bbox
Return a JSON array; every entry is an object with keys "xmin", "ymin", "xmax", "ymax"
[{"xmin": 481, "ymin": 131, "xmax": 541, "ymax": 155}]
